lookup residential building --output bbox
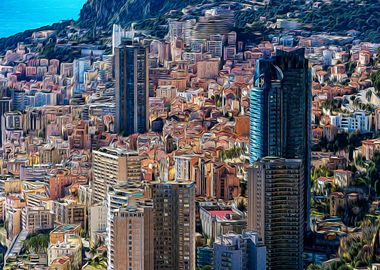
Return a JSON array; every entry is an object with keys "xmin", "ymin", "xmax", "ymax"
[
  {"xmin": 197, "ymin": 59, "xmax": 220, "ymax": 79},
  {"xmin": 11, "ymin": 89, "xmax": 25, "ymax": 111},
  {"xmin": 111, "ymin": 201, "xmax": 154, "ymax": 270},
  {"xmin": 152, "ymin": 180, "xmax": 195, "ymax": 270},
  {"xmin": 48, "ymin": 235, "xmax": 82, "ymax": 270},
  {"xmin": 73, "ymin": 57, "xmax": 91, "ymax": 94},
  {"xmin": 334, "ymin": 170, "xmax": 353, "ymax": 188},
  {"xmin": 374, "ymin": 108, "xmax": 380, "ymax": 131},
  {"xmin": 0, "ymin": 97, "xmax": 11, "ymax": 145},
  {"xmin": 5, "ymin": 207, "xmax": 22, "ymax": 240},
  {"xmin": 330, "ymin": 192, "xmax": 359, "ymax": 216},
  {"xmin": 22, "ymin": 206, "xmax": 54, "ymax": 233},
  {"xmin": 53, "ymin": 201, "xmax": 87, "ymax": 229},
  {"xmin": 213, "ymin": 163, "xmax": 240, "ymax": 200},
  {"xmin": 156, "ymin": 85, "xmax": 177, "ymax": 100},
  {"xmin": 107, "ymin": 183, "xmax": 146, "ymax": 270},
  {"xmin": 248, "ymin": 157, "xmax": 304, "ymax": 270},
  {"xmin": 93, "ymin": 147, "xmax": 141, "ymax": 202},
  {"xmin": 50, "ymin": 224, "xmax": 81, "ymax": 245},
  {"xmin": 174, "ymin": 155, "xmax": 199, "ymax": 182},
  {"xmin": 213, "ymin": 231, "xmax": 266, "ymax": 270},
  {"xmin": 196, "ymin": 246, "xmax": 213, "ymax": 268},
  {"xmin": 330, "ymin": 111, "xmax": 371, "ymax": 133},
  {"xmin": 199, "ymin": 204, "xmax": 246, "ymax": 241},
  {"xmin": 361, "ymin": 138, "xmax": 380, "ymax": 160},
  {"xmin": 89, "ymin": 202, "xmax": 107, "ymax": 247},
  {"xmin": 48, "ymin": 256, "xmax": 71, "ymax": 270}
]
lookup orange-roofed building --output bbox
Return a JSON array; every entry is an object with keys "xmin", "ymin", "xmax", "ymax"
[
  {"xmin": 49, "ymin": 172, "xmax": 86, "ymax": 200},
  {"xmin": 213, "ymin": 163, "xmax": 240, "ymax": 200},
  {"xmin": 362, "ymin": 138, "xmax": 380, "ymax": 160},
  {"xmin": 235, "ymin": 115, "xmax": 249, "ymax": 136},
  {"xmin": 50, "ymin": 224, "xmax": 81, "ymax": 244},
  {"xmin": 49, "ymin": 256, "xmax": 71, "ymax": 270}
]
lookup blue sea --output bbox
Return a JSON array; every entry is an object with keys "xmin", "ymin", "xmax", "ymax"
[{"xmin": 0, "ymin": 0, "xmax": 86, "ymax": 38}]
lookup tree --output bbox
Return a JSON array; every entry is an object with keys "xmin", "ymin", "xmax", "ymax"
[
  {"xmin": 371, "ymin": 70, "xmax": 380, "ymax": 95},
  {"xmin": 366, "ymin": 90, "xmax": 373, "ymax": 102},
  {"xmin": 307, "ymin": 264, "xmax": 323, "ymax": 270},
  {"xmin": 348, "ymin": 145, "xmax": 355, "ymax": 161},
  {"xmin": 22, "ymin": 233, "xmax": 49, "ymax": 254},
  {"xmin": 196, "ymin": 267, "xmax": 212, "ymax": 270},
  {"xmin": 237, "ymin": 200, "xmax": 247, "ymax": 212}
]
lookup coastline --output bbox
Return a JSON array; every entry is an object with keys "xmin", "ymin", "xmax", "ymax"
[{"xmin": 0, "ymin": 20, "xmax": 74, "ymax": 55}]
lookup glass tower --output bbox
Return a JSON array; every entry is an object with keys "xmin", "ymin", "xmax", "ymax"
[
  {"xmin": 249, "ymin": 48, "xmax": 311, "ymax": 226},
  {"xmin": 115, "ymin": 41, "xmax": 149, "ymax": 136}
]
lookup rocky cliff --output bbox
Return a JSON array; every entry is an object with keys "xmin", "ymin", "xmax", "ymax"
[{"xmin": 78, "ymin": 0, "xmax": 198, "ymax": 29}]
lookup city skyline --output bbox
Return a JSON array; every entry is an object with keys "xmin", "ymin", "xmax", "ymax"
[{"xmin": 0, "ymin": 1, "xmax": 379, "ymax": 270}]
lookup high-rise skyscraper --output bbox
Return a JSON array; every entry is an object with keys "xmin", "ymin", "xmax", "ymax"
[
  {"xmin": 115, "ymin": 41, "xmax": 149, "ymax": 136},
  {"xmin": 248, "ymin": 157, "xmax": 304, "ymax": 270},
  {"xmin": 249, "ymin": 48, "xmax": 311, "ymax": 224},
  {"xmin": 112, "ymin": 200, "xmax": 154, "ymax": 270},
  {"xmin": 152, "ymin": 180, "xmax": 195, "ymax": 270},
  {"xmin": 92, "ymin": 147, "xmax": 141, "ymax": 203},
  {"xmin": 107, "ymin": 183, "xmax": 146, "ymax": 270}
]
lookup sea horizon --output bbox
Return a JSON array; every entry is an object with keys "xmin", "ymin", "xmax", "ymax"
[{"xmin": 0, "ymin": 0, "xmax": 86, "ymax": 38}]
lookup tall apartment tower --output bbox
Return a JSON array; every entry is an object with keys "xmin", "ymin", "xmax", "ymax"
[
  {"xmin": 249, "ymin": 48, "xmax": 311, "ymax": 226},
  {"xmin": 112, "ymin": 201, "xmax": 154, "ymax": 270},
  {"xmin": 0, "ymin": 97, "xmax": 11, "ymax": 145},
  {"xmin": 174, "ymin": 155, "xmax": 199, "ymax": 182},
  {"xmin": 248, "ymin": 157, "xmax": 304, "ymax": 270},
  {"xmin": 107, "ymin": 183, "xmax": 146, "ymax": 270},
  {"xmin": 73, "ymin": 57, "xmax": 91, "ymax": 94},
  {"xmin": 92, "ymin": 147, "xmax": 141, "ymax": 202},
  {"xmin": 152, "ymin": 181, "xmax": 196, "ymax": 270},
  {"xmin": 115, "ymin": 41, "xmax": 149, "ymax": 136}
]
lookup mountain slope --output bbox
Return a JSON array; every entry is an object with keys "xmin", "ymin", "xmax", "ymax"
[{"xmin": 78, "ymin": 0, "xmax": 202, "ymax": 29}]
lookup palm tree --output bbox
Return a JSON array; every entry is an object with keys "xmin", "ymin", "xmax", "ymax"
[
  {"xmin": 337, "ymin": 220, "xmax": 380, "ymax": 269},
  {"xmin": 89, "ymin": 255, "xmax": 108, "ymax": 269},
  {"xmin": 307, "ymin": 264, "xmax": 323, "ymax": 270}
]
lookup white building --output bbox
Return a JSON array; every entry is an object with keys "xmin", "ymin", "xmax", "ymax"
[
  {"xmin": 207, "ymin": 40, "xmax": 223, "ymax": 58},
  {"xmin": 330, "ymin": 111, "xmax": 371, "ymax": 133},
  {"xmin": 48, "ymin": 235, "xmax": 82, "ymax": 269},
  {"xmin": 156, "ymin": 85, "xmax": 177, "ymax": 100},
  {"xmin": 89, "ymin": 202, "xmax": 107, "ymax": 247},
  {"xmin": 73, "ymin": 58, "xmax": 91, "ymax": 94},
  {"xmin": 174, "ymin": 155, "xmax": 198, "ymax": 182}
]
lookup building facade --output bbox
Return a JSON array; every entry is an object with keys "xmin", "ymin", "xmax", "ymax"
[
  {"xmin": 249, "ymin": 48, "xmax": 311, "ymax": 228},
  {"xmin": 111, "ymin": 201, "xmax": 154, "ymax": 270},
  {"xmin": 115, "ymin": 41, "xmax": 149, "ymax": 136},
  {"xmin": 213, "ymin": 231, "xmax": 266, "ymax": 270},
  {"xmin": 248, "ymin": 157, "xmax": 304, "ymax": 270},
  {"xmin": 152, "ymin": 181, "xmax": 195, "ymax": 270},
  {"xmin": 92, "ymin": 147, "xmax": 141, "ymax": 202},
  {"xmin": 107, "ymin": 183, "xmax": 146, "ymax": 270}
]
